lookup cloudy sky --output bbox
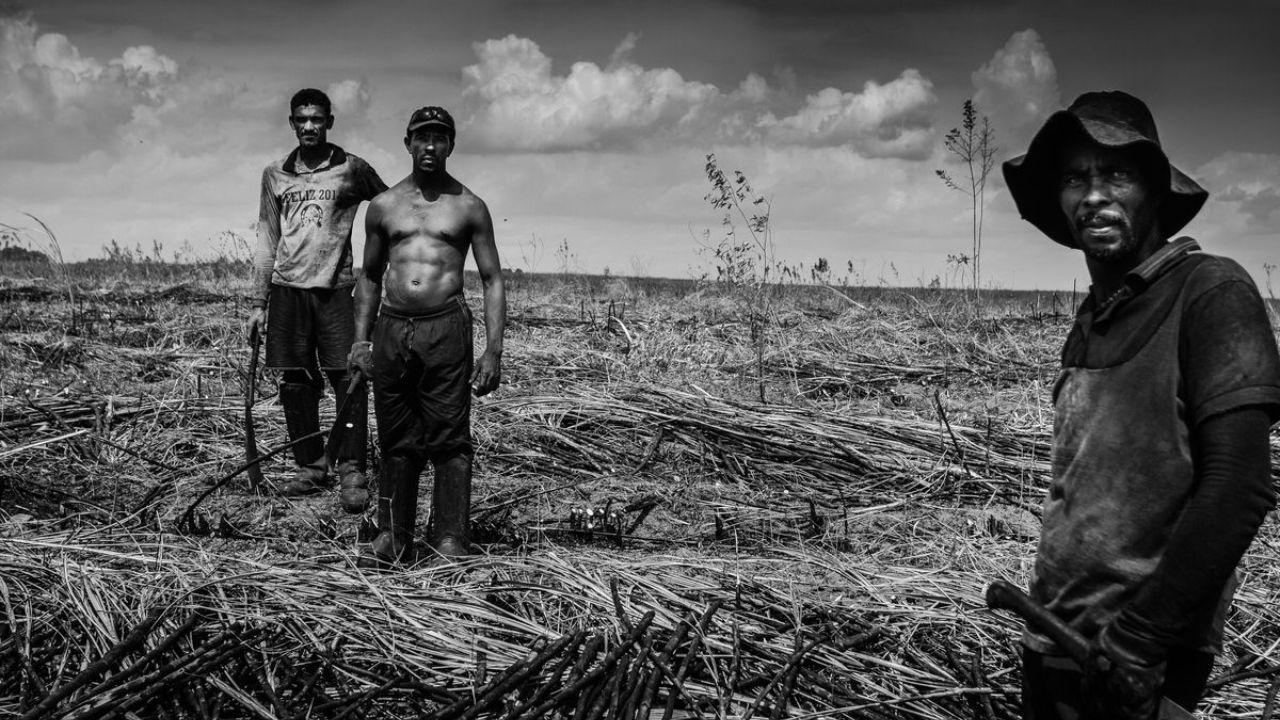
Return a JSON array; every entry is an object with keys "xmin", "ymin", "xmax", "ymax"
[{"xmin": 3, "ymin": 0, "xmax": 1279, "ymax": 290}]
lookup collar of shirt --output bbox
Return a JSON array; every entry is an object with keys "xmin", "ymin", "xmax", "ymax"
[
  {"xmin": 1084, "ymin": 236, "xmax": 1201, "ymax": 326},
  {"xmin": 283, "ymin": 144, "xmax": 349, "ymax": 175}
]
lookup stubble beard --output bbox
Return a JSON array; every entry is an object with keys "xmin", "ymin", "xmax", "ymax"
[
  {"xmin": 1077, "ymin": 211, "xmax": 1159, "ymax": 266},
  {"xmin": 1080, "ymin": 224, "xmax": 1136, "ymax": 263}
]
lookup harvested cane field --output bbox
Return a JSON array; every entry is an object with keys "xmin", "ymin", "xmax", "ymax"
[{"xmin": 3, "ymin": 264, "xmax": 1280, "ymax": 719}]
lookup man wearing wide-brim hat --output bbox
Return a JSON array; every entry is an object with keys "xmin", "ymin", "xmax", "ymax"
[{"xmin": 1004, "ymin": 90, "xmax": 1280, "ymax": 718}]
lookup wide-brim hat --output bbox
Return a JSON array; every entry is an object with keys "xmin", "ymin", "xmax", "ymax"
[{"xmin": 1002, "ymin": 90, "xmax": 1208, "ymax": 248}]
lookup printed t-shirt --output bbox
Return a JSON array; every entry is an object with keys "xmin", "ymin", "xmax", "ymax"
[{"xmin": 255, "ymin": 144, "xmax": 387, "ymax": 290}]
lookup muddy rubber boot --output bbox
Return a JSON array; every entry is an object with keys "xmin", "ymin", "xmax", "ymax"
[
  {"xmin": 282, "ymin": 462, "xmax": 329, "ymax": 497},
  {"xmin": 429, "ymin": 455, "xmax": 472, "ymax": 560},
  {"xmin": 279, "ymin": 382, "xmax": 329, "ymax": 496},
  {"xmin": 359, "ymin": 455, "xmax": 419, "ymax": 568},
  {"xmin": 337, "ymin": 461, "xmax": 369, "ymax": 514}
]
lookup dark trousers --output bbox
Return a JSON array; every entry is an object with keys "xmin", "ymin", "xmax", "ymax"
[
  {"xmin": 265, "ymin": 284, "xmax": 355, "ymax": 372},
  {"xmin": 265, "ymin": 284, "xmax": 364, "ymax": 467},
  {"xmin": 372, "ymin": 297, "xmax": 474, "ymax": 469},
  {"xmin": 1022, "ymin": 646, "xmax": 1215, "ymax": 719}
]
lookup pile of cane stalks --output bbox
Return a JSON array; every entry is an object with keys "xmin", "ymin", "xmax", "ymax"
[
  {"xmin": 5, "ymin": 525, "xmax": 1280, "ymax": 719},
  {"xmin": 4, "ymin": 528, "xmax": 1020, "ymax": 720}
]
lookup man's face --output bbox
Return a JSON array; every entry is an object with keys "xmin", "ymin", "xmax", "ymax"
[
  {"xmin": 1058, "ymin": 139, "xmax": 1161, "ymax": 264},
  {"xmin": 405, "ymin": 129, "xmax": 453, "ymax": 173},
  {"xmin": 289, "ymin": 104, "xmax": 333, "ymax": 148}
]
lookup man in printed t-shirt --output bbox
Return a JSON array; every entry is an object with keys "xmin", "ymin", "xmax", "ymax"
[
  {"xmin": 1003, "ymin": 90, "xmax": 1280, "ymax": 719},
  {"xmin": 247, "ymin": 88, "xmax": 388, "ymax": 512}
]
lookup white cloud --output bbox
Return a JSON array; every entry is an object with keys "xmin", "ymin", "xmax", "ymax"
[
  {"xmin": 737, "ymin": 73, "xmax": 769, "ymax": 103},
  {"xmin": 0, "ymin": 14, "xmax": 181, "ymax": 160},
  {"xmin": 461, "ymin": 34, "xmax": 720, "ymax": 152},
  {"xmin": 459, "ymin": 34, "xmax": 936, "ymax": 157},
  {"xmin": 607, "ymin": 31, "xmax": 641, "ymax": 69},
  {"xmin": 117, "ymin": 45, "xmax": 178, "ymax": 84},
  {"xmin": 327, "ymin": 78, "xmax": 373, "ymax": 125},
  {"xmin": 0, "ymin": 14, "xmax": 386, "ymax": 259},
  {"xmin": 971, "ymin": 29, "xmax": 1060, "ymax": 152},
  {"xmin": 1194, "ymin": 152, "xmax": 1280, "ymax": 231},
  {"xmin": 0, "ymin": 14, "xmax": 377, "ymax": 160},
  {"xmin": 758, "ymin": 70, "xmax": 936, "ymax": 159}
]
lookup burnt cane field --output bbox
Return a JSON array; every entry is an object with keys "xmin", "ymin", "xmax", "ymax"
[{"xmin": 3, "ymin": 260, "xmax": 1280, "ymax": 719}]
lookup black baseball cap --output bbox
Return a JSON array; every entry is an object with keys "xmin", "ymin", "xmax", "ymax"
[{"xmin": 406, "ymin": 106, "xmax": 456, "ymax": 138}]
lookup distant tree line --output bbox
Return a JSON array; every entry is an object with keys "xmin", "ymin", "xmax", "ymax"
[{"xmin": 0, "ymin": 230, "xmax": 51, "ymax": 263}]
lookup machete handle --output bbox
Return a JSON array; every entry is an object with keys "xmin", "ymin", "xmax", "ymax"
[
  {"xmin": 985, "ymin": 581, "xmax": 1197, "ymax": 719},
  {"xmin": 985, "ymin": 580, "xmax": 1092, "ymax": 666},
  {"xmin": 344, "ymin": 366, "xmax": 364, "ymax": 395}
]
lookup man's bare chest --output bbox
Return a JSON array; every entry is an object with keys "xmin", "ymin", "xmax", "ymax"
[{"xmin": 385, "ymin": 200, "xmax": 471, "ymax": 247}]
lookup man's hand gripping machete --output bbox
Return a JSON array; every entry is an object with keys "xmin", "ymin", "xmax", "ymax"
[{"xmin": 985, "ymin": 580, "xmax": 1195, "ymax": 720}]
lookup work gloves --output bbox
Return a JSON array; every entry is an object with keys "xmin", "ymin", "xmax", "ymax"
[
  {"xmin": 1085, "ymin": 611, "xmax": 1166, "ymax": 720},
  {"xmin": 347, "ymin": 341, "xmax": 374, "ymax": 378}
]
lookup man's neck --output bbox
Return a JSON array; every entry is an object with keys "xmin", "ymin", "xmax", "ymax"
[
  {"xmin": 296, "ymin": 143, "xmax": 332, "ymax": 171},
  {"xmin": 1085, "ymin": 232, "xmax": 1167, "ymax": 303},
  {"xmin": 412, "ymin": 168, "xmax": 452, "ymax": 196}
]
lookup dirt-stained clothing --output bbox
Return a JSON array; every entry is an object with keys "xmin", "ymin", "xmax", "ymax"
[
  {"xmin": 254, "ymin": 145, "xmax": 387, "ymax": 294},
  {"xmin": 1027, "ymin": 237, "xmax": 1280, "ymax": 657},
  {"xmin": 372, "ymin": 296, "xmax": 474, "ymax": 464},
  {"xmin": 264, "ymin": 284, "xmax": 355, "ymax": 372}
]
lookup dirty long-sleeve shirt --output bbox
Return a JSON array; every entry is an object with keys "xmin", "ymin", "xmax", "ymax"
[{"xmin": 253, "ymin": 144, "xmax": 387, "ymax": 303}]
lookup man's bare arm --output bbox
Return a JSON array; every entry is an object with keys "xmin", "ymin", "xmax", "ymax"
[
  {"xmin": 470, "ymin": 197, "xmax": 505, "ymax": 396},
  {"xmin": 349, "ymin": 199, "xmax": 390, "ymax": 376}
]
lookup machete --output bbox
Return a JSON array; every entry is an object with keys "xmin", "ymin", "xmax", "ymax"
[
  {"xmin": 326, "ymin": 368, "xmax": 366, "ymax": 470},
  {"xmin": 985, "ymin": 580, "xmax": 1195, "ymax": 720},
  {"xmin": 244, "ymin": 326, "xmax": 265, "ymax": 490}
]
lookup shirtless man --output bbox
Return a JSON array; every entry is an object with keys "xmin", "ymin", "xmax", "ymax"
[{"xmin": 348, "ymin": 106, "xmax": 505, "ymax": 564}]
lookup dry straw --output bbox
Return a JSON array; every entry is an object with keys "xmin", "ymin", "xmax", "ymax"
[{"xmin": 3, "ymin": 274, "xmax": 1280, "ymax": 717}]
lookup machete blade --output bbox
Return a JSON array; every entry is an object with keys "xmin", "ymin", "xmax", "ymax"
[
  {"xmin": 244, "ymin": 326, "xmax": 265, "ymax": 490},
  {"xmin": 326, "ymin": 369, "xmax": 366, "ymax": 470}
]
